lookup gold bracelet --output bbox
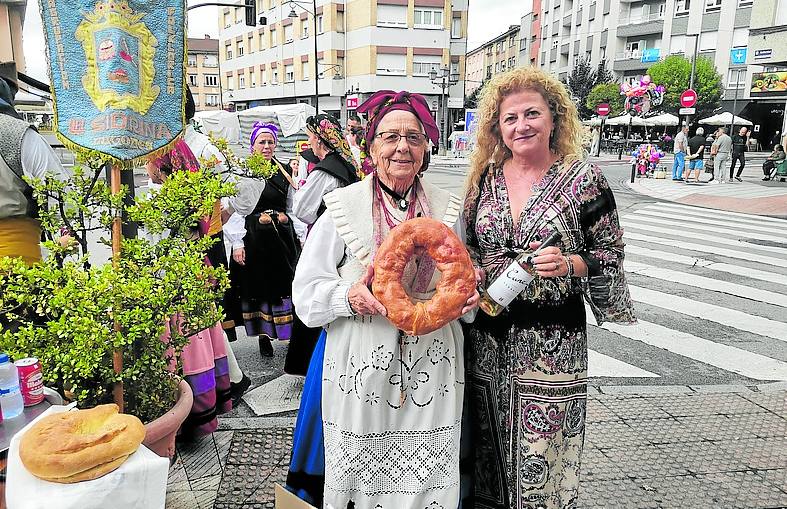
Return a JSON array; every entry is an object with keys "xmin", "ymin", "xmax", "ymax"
[{"xmin": 564, "ymin": 255, "xmax": 575, "ymax": 277}]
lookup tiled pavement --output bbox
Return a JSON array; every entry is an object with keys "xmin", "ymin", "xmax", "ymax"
[{"xmin": 166, "ymin": 384, "xmax": 787, "ymax": 509}]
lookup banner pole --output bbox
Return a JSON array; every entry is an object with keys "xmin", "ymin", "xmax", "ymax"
[{"xmin": 110, "ymin": 163, "xmax": 124, "ymax": 412}]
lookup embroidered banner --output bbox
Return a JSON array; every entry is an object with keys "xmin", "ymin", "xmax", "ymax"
[{"xmin": 39, "ymin": 0, "xmax": 186, "ymax": 166}]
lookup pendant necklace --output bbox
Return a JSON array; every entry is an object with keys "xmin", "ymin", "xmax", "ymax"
[{"xmin": 377, "ymin": 179, "xmax": 414, "ymax": 211}]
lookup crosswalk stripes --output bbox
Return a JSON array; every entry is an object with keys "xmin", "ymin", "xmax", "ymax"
[{"xmin": 587, "ymin": 202, "xmax": 787, "ymax": 382}]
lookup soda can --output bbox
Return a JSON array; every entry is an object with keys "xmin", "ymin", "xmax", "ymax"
[{"xmin": 14, "ymin": 357, "xmax": 44, "ymax": 406}]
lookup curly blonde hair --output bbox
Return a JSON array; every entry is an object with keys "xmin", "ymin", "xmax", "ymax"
[{"xmin": 465, "ymin": 67, "xmax": 585, "ymax": 208}]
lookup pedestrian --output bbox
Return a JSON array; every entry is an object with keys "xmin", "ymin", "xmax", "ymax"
[
  {"xmin": 685, "ymin": 126, "xmax": 706, "ymax": 183},
  {"xmin": 0, "ymin": 61, "xmax": 70, "ymax": 265},
  {"xmin": 463, "ymin": 66, "xmax": 635, "ymax": 508},
  {"xmin": 762, "ymin": 144, "xmax": 785, "ymax": 181},
  {"xmin": 344, "ymin": 113, "xmax": 364, "ymax": 167},
  {"xmin": 146, "ymin": 140, "xmax": 233, "ymax": 439},
  {"xmin": 672, "ymin": 124, "xmax": 689, "ymax": 180},
  {"xmin": 180, "ymin": 88, "xmax": 251, "ymax": 406},
  {"xmin": 730, "ymin": 126, "xmax": 750, "ymax": 182},
  {"xmin": 770, "ymin": 130, "xmax": 781, "ymax": 150},
  {"xmin": 289, "ymin": 90, "xmax": 479, "ymax": 508},
  {"xmin": 711, "ymin": 127, "xmax": 733, "ymax": 184},
  {"xmin": 590, "ymin": 125, "xmax": 600, "ymax": 155}
]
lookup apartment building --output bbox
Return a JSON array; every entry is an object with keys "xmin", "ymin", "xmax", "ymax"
[
  {"xmin": 218, "ymin": 0, "xmax": 468, "ymax": 129},
  {"xmin": 519, "ymin": 0, "xmax": 542, "ymax": 68},
  {"xmin": 464, "ymin": 24, "xmax": 520, "ymax": 96},
  {"xmin": 1, "ymin": 0, "xmax": 27, "ymax": 72},
  {"xmin": 187, "ymin": 37, "xmax": 222, "ymax": 111}
]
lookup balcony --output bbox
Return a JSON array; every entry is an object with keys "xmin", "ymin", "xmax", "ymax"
[
  {"xmin": 612, "ymin": 49, "xmax": 659, "ymax": 71},
  {"xmin": 617, "ymin": 12, "xmax": 665, "ymax": 37}
]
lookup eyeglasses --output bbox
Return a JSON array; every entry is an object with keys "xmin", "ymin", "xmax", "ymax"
[{"xmin": 376, "ymin": 131, "xmax": 428, "ymax": 146}]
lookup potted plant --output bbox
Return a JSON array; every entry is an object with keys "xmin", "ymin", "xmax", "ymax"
[{"xmin": 0, "ymin": 144, "xmax": 266, "ymax": 458}]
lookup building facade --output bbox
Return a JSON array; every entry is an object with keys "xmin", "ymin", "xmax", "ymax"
[
  {"xmin": 218, "ymin": 0, "xmax": 468, "ymax": 132},
  {"xmin": 519, "ymin": 0, "xmax": 542, "ymax": 68},
  {"xmin": 187, "ymin": 37, "xmax": 222, "ymax": 111},
  {"xmin": 464, "ymin": 24, "xmax": 520, "ymax": 96},
  {"xmin": 1, "ymin": 0, "xmax": 27, "ymax": 72}
]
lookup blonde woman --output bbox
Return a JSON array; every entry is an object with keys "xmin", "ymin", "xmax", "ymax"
[{"xmin": 462, "ymin": 67, "xmax": 635, "ymax": 508}]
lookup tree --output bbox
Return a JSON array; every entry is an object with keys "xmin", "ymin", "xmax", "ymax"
[
  {"xmin": 565, "ymin": 57, "xmax": 598, "ymax": 119},
  {"xmin": 596, "ymin": 61, "xmax": 614, "ymax": 85},
  {"xmin": 465, "ymin": 80, "xmax": 486, "ymax": 109},
  {"xmin": 586, "ymin": 82, "xmax": 624, "ymax": 116},
  {"xmin": 646, "ymin": 54, "xmax": 723, "ymax": 119}
]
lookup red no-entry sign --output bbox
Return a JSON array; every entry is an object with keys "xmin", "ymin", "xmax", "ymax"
[
  {"xmin": 680, "ymin": 89, "xmax": 697, "ymax": 108},
  {"xmin": 596, "ymin": 103, "xmax": 611, "ymax": 116}
]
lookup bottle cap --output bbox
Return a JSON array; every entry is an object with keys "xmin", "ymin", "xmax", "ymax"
[{"xmin": 0, "ymin": 353, "xmax": 9, "ymax": 363}]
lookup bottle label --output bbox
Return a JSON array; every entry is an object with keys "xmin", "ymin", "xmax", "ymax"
[{"xmin": 486, "ymin": 260, "xmax": 534, "ymax": 307}]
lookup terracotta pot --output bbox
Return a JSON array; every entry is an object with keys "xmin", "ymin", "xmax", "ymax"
[{"xmin": 142, "ymin": 379, "xmax": 193, "ymax": 459}]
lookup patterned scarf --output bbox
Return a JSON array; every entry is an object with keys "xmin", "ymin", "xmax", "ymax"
[
  {"xmin": 356, "ymin": 90, "xmax": 439, "ymax": 176},
  {"xmin": 305, "ymin": 114, "xmax": 361, "ymax": 178}
]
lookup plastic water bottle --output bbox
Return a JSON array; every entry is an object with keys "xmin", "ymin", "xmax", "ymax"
[{"xmin": 0, "ymin": 352, "xmax": 24, "ymax": 419}]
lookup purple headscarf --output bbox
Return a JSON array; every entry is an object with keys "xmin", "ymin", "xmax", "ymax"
[
  {"xmin": 356, "ymin": 90, "xmax": 439, "ymax": 148},
  {"xmin": 250, "ymin": 122, "xmax": 279, "ymax": 152}
]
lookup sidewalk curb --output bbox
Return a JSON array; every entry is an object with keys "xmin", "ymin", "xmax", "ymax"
[{"xmin": 589, "ymin": 383, "xmax": 783, "ymax": 396}]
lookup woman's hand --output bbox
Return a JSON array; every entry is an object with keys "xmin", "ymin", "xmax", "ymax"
[
  {"xmin": 528, "ymin": 241, "xmax": 568, "ymax": 278},
  {"xmin": 348, "ymin": 264, "xmax": 387, "ymax": 316},
  {"xmin": 232, "ymin": 247, "xmax": 246, "ymax": 266},
  {"xmin": 459, "ymin": 268, "xmax": 484, "ymax": 314}
]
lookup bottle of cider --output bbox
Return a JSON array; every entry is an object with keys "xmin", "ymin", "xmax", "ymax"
[{"xmin": 479, "ymin": 231, "xmax": 562, "ymax": 316}]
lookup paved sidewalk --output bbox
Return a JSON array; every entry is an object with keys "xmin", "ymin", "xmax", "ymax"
[{"xmin": 165, "ymin": 383, "xmax": 787, "ymax": 509}]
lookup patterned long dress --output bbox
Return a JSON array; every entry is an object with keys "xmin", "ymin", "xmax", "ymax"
[{"xmin": 464, "ymin": 159, "xmax": 635, "ymax": 509}]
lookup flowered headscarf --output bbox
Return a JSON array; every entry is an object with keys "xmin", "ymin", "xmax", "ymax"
[
  {"xmin": 306, "ymin": 114, "xmax": 361, "ymax": 178},
  {"xmin": 148, "ymin": 138, "xmax": 200, "ymax": 175},
  {"xmin": 250, "ymin": 122, "xmax": 279, "ymax": 152},
  {"xmin": 356, "ymin": 90, "xmax": 439, "ymax": 175}
]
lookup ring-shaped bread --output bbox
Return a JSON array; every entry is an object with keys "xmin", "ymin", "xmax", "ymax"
[
  {"xmin": 373, "ymin": 217, "xmax": 476, "ymax": 336},
  {"xmin": 20, "ymin": 403, "xmax": 146, "ymax": 483}
]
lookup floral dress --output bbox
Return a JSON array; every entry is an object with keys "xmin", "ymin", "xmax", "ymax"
[{"xmin": 463, "ymin": 158, "xmax": 635, "ymax": 509}]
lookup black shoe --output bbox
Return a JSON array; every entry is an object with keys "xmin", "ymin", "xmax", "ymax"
[
  {"xmin": 735, "ymin": 177, "xmax": 743, "ymax": 182},
  {"xmin": 259, "ymin": 336, "xmax": 274, "ymax": 357},
  {"xmin": 230, "ymin": 374, "xmax": 252, "ymax": 408},
  {"xmin": 763, "ymin": 177, "xmax": 770, "ymax": 181}
]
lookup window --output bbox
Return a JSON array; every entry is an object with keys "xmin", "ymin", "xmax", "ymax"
[
  {"xmin": 205, "ymin": 75, "xmax": 219, "ymax": 87},
  {"xmin": 188, "ymin": 74, "xmax": 198, "ymax": 86},
  {"xmin": 285, "ymin": 64, "xmax": 294, "ymax": 82},
  {"xmin": 206, "ymin": 94, "xmax": 219, "ymax": 106},
  {"xmin": 225, "ymin": 46, "xmax": 232, "ymax": 60},
  {"xmin": 251, "ymin": 72, "xmax": 256, "ymax": 87},
  {"xmin": 272, "ymin": 69, "xmax": 279, "ymax": 84},
  {"xmin": 237, "ymin": 44, "xmax": 244, "ymax": 57},
  {"xmin": 732, "ymin": 28, "xmax": 747, "ymax": 48},
  {"xmin": 670, "ymin": 35, "xmax": 686, "ymax": 54},
  {"xmin": 234, "ymin": 7, "xmax": 242, "ymax": 23},
  {"xmin": 777, "ymin": 0, "xmax": 787, "ymax": 24},
  {"xmin": 586, "ymin": 50, "xmax": 592, "ymax": 61},
  {"xmin": 414, "ymin": 8, "xmax": 444, "ymax": 29},
  {"xmin": 376, "ymin": 53, "xmax": 406, "ymax": 75},
  {"xmin": 486, "ymin": 65, "xmax": 492, "ymax": 78},
  {"xmin": 495, "ymin": 62, "xmax": 500, "ymax": 72},
  {"xmin": 302, "ymin": 61, "xmax": 309, "ymax": 80},
  {"xmin": 520, "ymin": 38, "xmax": 527, "ymax": 51},
  {"xmin": 509, "ymin": 57, "xmax": 515, "ymax": 67},
  {"xmin": 259, "ymin": 31, "xmax": 266, "ymax": 49},
  {"xmin": 451, "ymin": 17, "xmax": 462, "ymax": 38},
  {"xmin": 317, "ymin": 14, "xmax": 324, "ymax": 33},
  {"xmin": 727, "ymin": 68, "xmax": 746, "ymax": 89},
  {"xmin": 284, "ymin": 24, "xmax": 293, "ymax": 42},
  {"xmin": 509, "ymin": 36, "xmax": 515, "ymax": 47},
  {"xmin": 204, "ymin": 54, "xmax": 218, "ymax": 67},
  {"xmin": 412, "ymin": 55, "xmax": 441, "ymax": 76},
  {"xmin": 227, "ymin": 76, "xmax": 234, "ymax": 90},
  {"xmin": 451, "ymin": 61, "xmax": 459, "ymax": 78},
  {"xmin": 239, "ymin": 75, "xmax": 245, "ymax": 89},
  {"xmin": 496, "ymin": 42, "xmax": 503, "ymax": 53},
  {"xmin": 699, "ymin": 31, "xmax": 717, "ymax": 51},
  {"xmin": 302, "ymin": 21, "xmax": 309, "ymax": 38},
  {"xmin": 675, "ymin": 0, "xmax": 690, "ymax": 15},
  {"xmin": 704, "ymin": 0, "xmax": 721, "ymax": 13},
  {"xmin": 187, "ymin": 54, "xmax": 197, "ymax": 67},
  {"xmin": 500, "ymin": 60, "xmax": 506, "ymax": 72},
  {"xmin": 270, "ymin": 26, "xmax": 277, "ymax": 45}
]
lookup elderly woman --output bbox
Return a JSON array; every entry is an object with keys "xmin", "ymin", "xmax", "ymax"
[
  {"xmin": 463, "ymin": 67, "xmax": 635, "ymax": 507},
  {"xmin": 292, "ymin": 114, "xmax": 360, "ymax": 228},
  {"xmin": 224, "ymin": 122, "xmax": 317, "ymax": 370},
  {"xmin": 291, "ymin": 90, "xmax": 479, "ymax": 509}
]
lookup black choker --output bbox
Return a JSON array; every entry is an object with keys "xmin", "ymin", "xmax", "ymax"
[{"xmin": 378, "ymin": 179, "xmax": 414, "ymax": 211}]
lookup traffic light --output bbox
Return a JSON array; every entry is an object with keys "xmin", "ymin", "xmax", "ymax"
[{"xmin": 244, "ymin": 0, "xmax": 256, "ymax": 26}]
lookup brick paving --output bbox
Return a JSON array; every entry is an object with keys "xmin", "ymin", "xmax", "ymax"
[{"xmin": 165, "ymin": 384, "xmax": 787, "ymax": 509}]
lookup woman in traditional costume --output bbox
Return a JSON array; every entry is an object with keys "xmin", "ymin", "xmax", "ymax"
[
  {"xmin": 146, "ymin": 140, "xmax": 232, "ymax": 438},
  {"xmin": 290, "ymin": 90, "xmax": 479, "ymax": 509},
  {"xmin": 463, "ymin": 67, "xmax": 636, "ymax": 508}
]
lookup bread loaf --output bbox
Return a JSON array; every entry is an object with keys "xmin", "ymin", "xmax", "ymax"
[{"xmin": 20, "ymin": 404, "xmax": 146, "ymax": 483}]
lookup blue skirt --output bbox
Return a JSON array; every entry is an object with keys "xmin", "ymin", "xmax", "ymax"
[{"xmin": 286, "ymin": 329, "xmax": 326, "ymax": 507}]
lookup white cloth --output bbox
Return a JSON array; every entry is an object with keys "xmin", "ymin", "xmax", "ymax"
[
  {"xmin": 21, "ymin": 130, "xmax": 68, "ymax": 181},
  {"xmin": 223, "ymin": 212, "xmax": 247, "ymax": 251},
  {"xmin": 6, "ymin": 405, "xmax": 169, "ymax": 509},
  {"xmin": 292, "ymin": 177, "xmax": 469, "ymax": 509},
  {"xmin": 291, "ymin": 169, "xmax": 342, "ymax": 227}
]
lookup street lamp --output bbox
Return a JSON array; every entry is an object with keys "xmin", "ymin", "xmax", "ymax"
[
  {"xmin": 288, "ymin": 0, "xmax": 319, "ymax": 111},
  {"xmin": 429, "ymin": 66, "xmax": 459, "ymax": 156}
]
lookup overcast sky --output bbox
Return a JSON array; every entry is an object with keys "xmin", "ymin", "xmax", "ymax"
[{"xmin": 21, "ymin": 0, "xmax": 522, "ymax": 83}]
